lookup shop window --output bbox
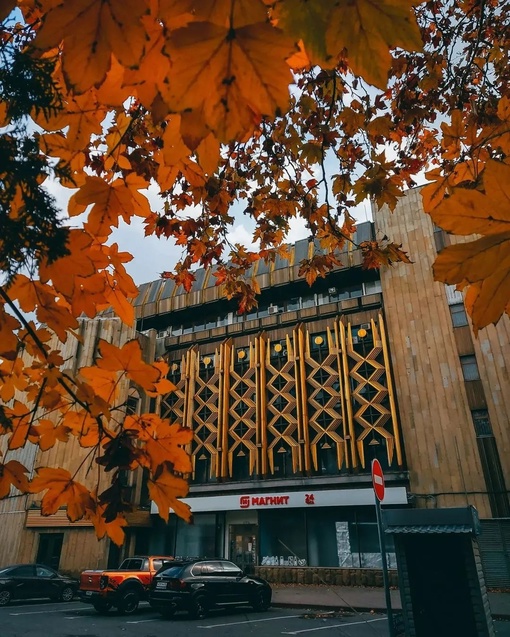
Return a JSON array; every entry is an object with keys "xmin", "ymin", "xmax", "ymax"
[
  {"xmin": 175, "ymin": 513, "xmax": 217, "ymax": 559},
  {"xmin": 449, "ymin": 303, "xmax": 468, "ymax": 327},
  {"xmin": 460, "ymin": 355, "xmax": 480, "ymax": 381},
  {"xmin": 259, "ymin": 509, "xmax": 307, "ymax": 566}
]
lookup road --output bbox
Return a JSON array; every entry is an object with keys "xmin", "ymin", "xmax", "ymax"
[{"xmin": 1, "ymin": 599, "xmax": 509, "ymax": 636}]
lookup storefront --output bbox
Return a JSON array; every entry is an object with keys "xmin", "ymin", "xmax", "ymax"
[{"xmin": 150, "ymin": 486, "xmax": 407, "ymax": 569}]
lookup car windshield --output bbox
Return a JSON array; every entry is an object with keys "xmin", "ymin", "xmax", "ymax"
[{"xmin": 0, "ymin": 567, "xmax": 12, "ymax": 576}]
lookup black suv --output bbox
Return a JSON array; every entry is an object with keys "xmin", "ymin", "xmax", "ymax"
[{"xmin": 149, "ymin": 559, "xmax": 272, "ymax": 619}]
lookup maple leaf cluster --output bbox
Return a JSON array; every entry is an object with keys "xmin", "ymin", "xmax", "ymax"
[{"xmin": 0, "ymin": 0, "xmax": 509, "ymax": 541}]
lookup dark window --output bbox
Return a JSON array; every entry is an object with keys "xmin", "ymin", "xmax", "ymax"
[
  {"xmin": 450, "ymin": 303, "xmax": 469, "ymax": 327},
  {"xmin": 36, "ymin": 533, "xmax": 63, "ymax": 570},
  {"xmin": 472, "ymin": 410, "xmax": 493, "ymax": 437},
  {"xmin": 460, "ymin": 355, "xmax": 480, "ymax": 381},
  {"xmin": 36, "ymin": 566, "xmax": 55, "ymax": 578},
  {"xmin": 433, "ymin": 224, "xmax": 447, "ymax": 252}
]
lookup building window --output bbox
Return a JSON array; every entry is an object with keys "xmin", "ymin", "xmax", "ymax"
[
  {"xmin": 450, "ymin": 303, "xmax": 469, "ymax": 328},
  {"xmin": 460, "ymin": 355, "xmax": 480, "ymax": 381},
  {"xmin": 364, "ymin": 280, "xmax": 382, "ymax": 295},
  {"xmin": 433, "ymin": 224, "xmax": 447, "ymax": 252},
  {"xmin": 472, "ymin": 409, "xmax": 493, "ymax": 437}
]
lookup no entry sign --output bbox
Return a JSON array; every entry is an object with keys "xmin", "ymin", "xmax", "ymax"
[{"xmin": 371, "ymin": 458, "xmax": 385, "ymax": 502}]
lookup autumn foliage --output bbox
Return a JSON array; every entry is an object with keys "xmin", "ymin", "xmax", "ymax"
[{"xmin": 0, "ymin": 0, "xmax": 509, "ymax": 542}]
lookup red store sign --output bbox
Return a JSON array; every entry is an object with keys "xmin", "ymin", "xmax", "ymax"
[{"xmin": 240, "ymin": 494, "xmax": 315, "ymax": 508}]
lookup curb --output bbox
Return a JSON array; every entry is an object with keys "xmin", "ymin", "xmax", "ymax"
[
  {"xmin": 272, "ymin": 601, "xmax": 394, "ymax": 613},
  {"xmin": 272, "ymin": 602, "xmax": 510, "ymax": 621}
]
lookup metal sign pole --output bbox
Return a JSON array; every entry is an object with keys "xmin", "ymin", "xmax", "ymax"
[{"xmin": 375, "ymin": 494, "xmax": 396, "ymax": 637}]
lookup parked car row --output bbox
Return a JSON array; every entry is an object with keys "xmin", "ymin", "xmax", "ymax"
[{"xmin": 0, "ymin": 556, "xmax": 273, "ymax": 619}]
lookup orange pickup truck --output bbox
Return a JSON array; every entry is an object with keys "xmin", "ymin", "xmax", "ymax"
[{"xmin": 78, "ymin": 555, "xmax": 173, "ymax": 614}]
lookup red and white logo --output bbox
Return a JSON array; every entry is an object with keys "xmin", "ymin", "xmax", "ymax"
[{"xmin": 240, "ymin": 495, "xmax": 250, "ymax": 509}]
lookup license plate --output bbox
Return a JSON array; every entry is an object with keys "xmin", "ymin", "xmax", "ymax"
[
  {"xmin": 156, "ymin": 582, "xmax": 167, "ymax": 589},
  {"xmin": 86, "ymin": 591, "xmax": 93, "ymax": 596}
]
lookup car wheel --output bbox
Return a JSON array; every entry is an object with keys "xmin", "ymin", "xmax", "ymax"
[
  {"xmin": 252, "ymin": 588, "xmax": 271, "ymax": 612},
  {"xmin": 93, "ymin": 600, "xmax": 112, "ymax": 614},
  {"xmin": 117, "ymin": 589, "xmax": 140, "ymax": 615},
  {"xmin": 159, "ymin": 607, "xmax": 176, "ymax": 619},
  {"xmin": 59, "ymin": 586, "xmax": 75, "ymax": 602},
  {"xmin": 189, "ymin": 595, "xmax": 208, "ymax": 620},
  {"xmin": 0, "ymin": 590, "xmax": 11, "ymax": 606}
]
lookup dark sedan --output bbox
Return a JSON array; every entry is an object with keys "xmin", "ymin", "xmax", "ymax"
[
  {"xmin": 149, "ymin": 559, "xmax": 272, "ymax": 619},
  {"xmin": 0, "ymin": 564, "xmax": 78, "ymax": 606}
]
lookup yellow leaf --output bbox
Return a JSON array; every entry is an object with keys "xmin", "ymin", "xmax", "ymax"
[
  {"xmin": 273, "ymin": 0, "xmax": 331, "ymax": 67},
  {"xmin": 326, "ymin": 0, "xmax": 422, "ymax": 88}
]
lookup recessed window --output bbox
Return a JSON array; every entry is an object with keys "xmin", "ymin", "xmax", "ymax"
[
  {"xmin": 460, "ymin": 355, "xmax": 480, "ymax": 381},
  {"xmin": 433, "ymin": 224, "xmax": 446, "ymax": 252},
  {"xmin": 364, "ymin": 280, "xmax": 382, "ymax": 295},
  {"xmin": 471, "ymin": 410, "xmax": 493, "ymax": 437},
  {"xmin": 450, "ymin": 303, "xmax": 469, "ymax": 327}
]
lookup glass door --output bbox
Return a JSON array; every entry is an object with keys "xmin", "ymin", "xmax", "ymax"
[{"xmin": 229, "ymin": 524, "xmax": 258, "ymax": 570}]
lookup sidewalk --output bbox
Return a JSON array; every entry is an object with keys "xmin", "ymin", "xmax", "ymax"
[{"xmin": 271, "ymin": 584, "xmax": 510, "ymax": 620}]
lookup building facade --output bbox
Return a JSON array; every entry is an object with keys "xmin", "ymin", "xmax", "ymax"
[{"xmin": 2, "ymin": 188, "xmax": 509, "ymax": 584}]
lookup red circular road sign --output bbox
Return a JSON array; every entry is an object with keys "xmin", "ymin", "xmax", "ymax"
[{"xmin": 371, "ymin": 458, "xmax": 385, "ymax": 502}]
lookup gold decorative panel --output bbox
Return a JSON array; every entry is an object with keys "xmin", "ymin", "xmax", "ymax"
[
  {"xmin": 222, "ymin": 340, "xmax": 258, "ymax": 479},
  {"xmin": 190, "ymin": 348, "xmax": 221, "ymax": 480},
  {"xmin": 300, "ymin": 325, "xmax": 348, "ymax": 473},
  {"xmin": 340, "ymin": 318, "xmax": 403, "ymax": 469},
  {"xmin": 161, "ymin": 313, "xmax": 404, "ymax": 481},
  {"xmin": 262, "ymin": 334, "xmax": 301, "ymax": 476},
  {"xmin": 160, "ymin": 356, "xmax": 187, "ymax": 425}
]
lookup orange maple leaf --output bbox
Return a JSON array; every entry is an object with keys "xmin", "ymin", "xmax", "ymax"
[
  {"xmin": 163, "ymin": 13, "xmax": 296, "ymax": 140},
  {"xmin": 29, "ymin": 419, "xmax": 71, "ymax": 452},
  {"xmin": 69, "ymin": 175, "xmax": 151, "ymax": 238},
  {"xmin": 33, "ymin": 0, "xmax": 148, "ymax": 94},
  {"xmin": 143, "ymin": 422, "xmax": 193, "ymax": 473},
  {"xmin": 96, "ymin": 339, "xmax": 161, "ymax": 392},
  {"xmin": 86, "ymin": 500, "xmax": 127, "ymax": 546},
  {"xmin": 30, "ymin": 467, "xmax": 94, "ymax": 522},
  {"xmin": 0, "ymin": 460, "xmax": 31, "ymax": 499},
  {"xmin": 148, "ymin": 465, "xmax": 191, "ymax": 523}
]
